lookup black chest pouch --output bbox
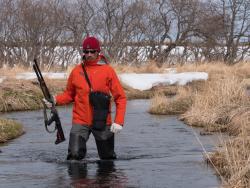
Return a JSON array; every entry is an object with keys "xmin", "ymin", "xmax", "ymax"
[{"xmin": 89, "ymin": 91, "xmax": 111, "ymax": 130}]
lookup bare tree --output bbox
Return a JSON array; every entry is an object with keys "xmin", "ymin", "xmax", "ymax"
[
  {"xmin": 62, "ymin": 0, "xmax": 95, "ymax": 54},
  {"xmin": 218, "ymin": 0, "xmax": 250, "ymax": 64},
  {"xmin": 0, "ymin": 0, "xmax": 65, "ymax": 68},
  {"xmin": 194, "ymin": 0, "xmax": 225, "ymax": 62},
  {"xmin": 93, "ymin": 0, "xmax": 147, "ymax": 63},
  {"xmin": 144, "ymin": 0, "xmax": 202, "ymax": 66},
  {"xmin": 1, "ymin": 0, "xmax": 250, "ymax": 68},
  {"xmin": 0, "ymin": 0, "xmax": 20, "ymax": 67}
]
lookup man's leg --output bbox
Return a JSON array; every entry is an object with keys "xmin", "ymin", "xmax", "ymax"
[
  {"xmin": 92, "ymin": 126, "xmax": 116, "ymax": 160},
  {"xmin": 67, "ymin": 125, "xmax": 90, "ymax": 160}
]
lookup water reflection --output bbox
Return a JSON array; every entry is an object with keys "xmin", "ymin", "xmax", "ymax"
[
  {"xmin": 68, "ymin": 162, "xmax": 88, "ymax": 179},
  {"xmin": 68, "ymin": 160, "xmax": 127, "ymax": 188}
]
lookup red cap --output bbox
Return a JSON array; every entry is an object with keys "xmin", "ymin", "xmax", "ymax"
[{"xmin": 82, "ymin": 36, "xmax": 101, "ymax": 52}]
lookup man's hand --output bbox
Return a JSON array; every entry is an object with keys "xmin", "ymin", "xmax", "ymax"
[
  {"xmin": 110, "ymin": 123, "xmax": 123, "ymax": 133},
  {"xmin": 42, "ymin": 96, "xmax": 56, "ymax": 109}
]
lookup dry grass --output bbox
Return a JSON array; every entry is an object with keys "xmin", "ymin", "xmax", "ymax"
[
  {"xmin": 121, "ymin": 81, "xmax": 178, "ymax": 100},
  {"xmin": 176, "ymin": 61, "xmax": 250, "ymax": 81},
  {"xmin": 211, "ymin": 105, "xmax": 250, "ymax": 188},
  {"xmin": 111, "ymin": 60, "xmax": 166, "ymax": 73},
  {"xmin": 0, "ymin": 64, "xmax": 33, "ymax": 79},
  {"xmin": 149, "ymin": 86, "xmax": 193, "ymax": 115},
  {"xmin": 180, "ymin": 77, "xmax": 248, "ymax": 132},
  {"xmin": 0, "ymin": 79, "xmax": 42, "ymax": 112},
  {"xmin": 227, "ymin": 108, "xmax": 250, "ymax": 136},
  {"xmin": 121, "ymin": 82, "xmax": 153, "ymax": 100},
  {"xmin": 0, "ymin": 63, "xmax": 70, "ymax": 80},
  {"xmin": 210, "ymin": 135, "xmax": 250, "ymax": 188},
  {"xmin": 0, "ymin": 79, "xmax": 66, "ymax": 112},
  {"xmin": 0, "ymin": 118, "xmax": 24, "ymax": 143},
  {"xmin": 148, "ymin": 92, "xmax": 169, "ymax": 114}
]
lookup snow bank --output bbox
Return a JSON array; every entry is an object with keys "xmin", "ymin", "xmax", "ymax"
[{"xmin": 119, "ymin": 72, "xmax": 208, "ymax": 91}]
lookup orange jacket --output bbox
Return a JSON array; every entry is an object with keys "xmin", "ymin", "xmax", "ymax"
[{"xmin": 55, "ymin": 55, "xmax": 127, "ymax": 127}]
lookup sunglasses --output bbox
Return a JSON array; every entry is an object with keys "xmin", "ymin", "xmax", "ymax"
[{"xmin": 83, "ymin": 50, "xmax": 97, "ymax": 54}]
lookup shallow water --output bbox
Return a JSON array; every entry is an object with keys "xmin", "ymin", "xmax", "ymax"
[{"xmin": 0, "ymin": 100, "xmax": 220, "ymax": 188}]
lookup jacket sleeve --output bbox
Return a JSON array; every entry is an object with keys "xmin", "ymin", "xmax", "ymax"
[
  {"xmin": 55, "ymin": 70, "xmax": 75, "ymax": 105},
  {"xmin": 109, "ymin": 67, "xmax": 127, "ymax": 125}
]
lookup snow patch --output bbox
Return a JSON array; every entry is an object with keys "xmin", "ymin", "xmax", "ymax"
[
  {"xmin": 119, "ymin": 72, "xmax": 208, "ymax": 91},
  {"xmin": 15, "ymin": 72, "xmax": 67, "ymax": 80},
  {"xmin": 0, "ymin": 76, "xmax": 6, "ymax": 83}
]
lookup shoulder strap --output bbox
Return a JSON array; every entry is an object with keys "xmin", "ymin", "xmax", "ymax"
[{"xmin": 81, "ymin": 63, "xmax": 92, "ymax": 91}]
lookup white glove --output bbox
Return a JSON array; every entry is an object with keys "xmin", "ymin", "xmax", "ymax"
[
  {"xmin": 42, "ymin": 96, "xmax": 56, "ymax": 108},
  {"xmin": 110, "ymin": 123, "xmax": 123, "ymax": 134}
]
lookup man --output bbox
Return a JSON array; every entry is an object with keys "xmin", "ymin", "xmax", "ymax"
[{"xmin": 44, "ymin": 36, "xmax": 126, "ymax": 160}]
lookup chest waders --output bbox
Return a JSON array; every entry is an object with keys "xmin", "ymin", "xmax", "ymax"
[{"xmin": 67, "ymin": 63, "xmax": 116, "ymax": 160}]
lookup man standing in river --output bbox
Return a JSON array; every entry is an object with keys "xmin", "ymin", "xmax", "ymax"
[{"xmin": 44, "ymin": 36, "xmax": 127, "ymax": 160}]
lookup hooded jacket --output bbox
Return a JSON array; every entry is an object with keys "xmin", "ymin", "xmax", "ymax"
[{"xmin": 55, "ymin": 55, "xmax": 126, "ymax": 127}]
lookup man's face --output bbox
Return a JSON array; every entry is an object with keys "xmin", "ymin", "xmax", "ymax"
[{"xmin": 83, "ymin": 49, "xmax": 99, "ymax": 61}]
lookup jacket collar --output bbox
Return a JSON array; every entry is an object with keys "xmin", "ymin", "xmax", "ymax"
[{"xmin": 83, "ymin": 54, "xmax": 109, "ymax": 66}]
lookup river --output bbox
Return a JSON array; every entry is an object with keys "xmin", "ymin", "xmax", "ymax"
[{"xmin": 0, "ymin": 100, "xmax": 220, "ymax": 188}]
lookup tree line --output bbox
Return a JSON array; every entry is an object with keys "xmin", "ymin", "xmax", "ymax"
[{"xmin": 0, "ymin": 0, "xmax": 250, "ymax": 69}]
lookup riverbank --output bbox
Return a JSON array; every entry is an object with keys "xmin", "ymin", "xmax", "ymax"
[
  {"xmin": 0, "ymin": 79, "xmax": 66, "ymax": 112},
  {"xmin": 0, "ymin": 118, "xmax": 24, "ymax": 143},
  {"xmin": 149, "ymin": 62, "xmax": 250, "ymax": 188}
]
